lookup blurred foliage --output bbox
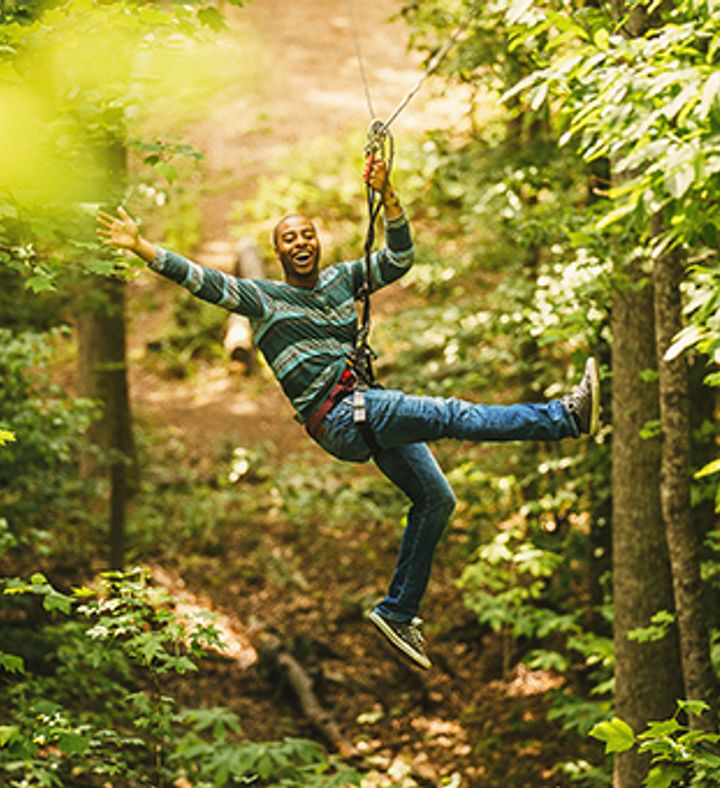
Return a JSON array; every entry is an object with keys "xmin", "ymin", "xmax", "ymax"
[
  {"xmin": 0, "ymin": 328, "xmax": 97, "ymax": 553},
  {"xmin": 0, "ymin": 0, "xmax": 260, "ymax": 300}
]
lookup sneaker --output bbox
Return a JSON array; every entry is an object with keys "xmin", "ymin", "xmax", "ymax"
[
  {"xmin": 368, "ymin": 610, "xmax": 432, "ymax": 670},
  {"xmin": 562, "ymin": 357, "xmax": 600, "ymax": 436}
]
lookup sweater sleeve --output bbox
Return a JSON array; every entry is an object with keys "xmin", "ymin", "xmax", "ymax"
[
  {"xmin": 347, "ymin": 211, "xmax": 414, "ymax": 297},
  {"xmin": 148, "ymin": 247, "xmax": 266, "ymax": 318}
]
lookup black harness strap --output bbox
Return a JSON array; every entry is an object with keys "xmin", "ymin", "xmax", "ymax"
[{"xmin": 344, "ymin": 122, "xmax": 395, "ymax": 456}]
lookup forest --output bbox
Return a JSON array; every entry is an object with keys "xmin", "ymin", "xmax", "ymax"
[{"xmin": 1, "ymin": 0, "xmax": 720, "ymax": 785}]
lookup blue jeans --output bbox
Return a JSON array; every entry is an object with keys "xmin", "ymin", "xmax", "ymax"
[{"xmin": 316, "ymin": 389, "xmax": 578, "ymax": 623}]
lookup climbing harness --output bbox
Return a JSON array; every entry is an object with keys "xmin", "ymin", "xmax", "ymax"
[{"xmin": 306, "ymin": 5, "xmax": 474, "ymax": 454}]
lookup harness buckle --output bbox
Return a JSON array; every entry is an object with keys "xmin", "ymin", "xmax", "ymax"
[{"xmin": 352, "ymin": 389, "xmax": 367, "ymax": 423}]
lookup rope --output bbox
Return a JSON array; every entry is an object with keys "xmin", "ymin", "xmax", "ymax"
[
  {"xmin": 346, "ymin": 0, "xmax": 376, "ymax": 119},
  {"xmin": 346, "ymin": 1, "xmax": 475, "ymax": 389},
  {"xmin": 380, "ymin": 20, "xmax": 471, "ymax": 135}
]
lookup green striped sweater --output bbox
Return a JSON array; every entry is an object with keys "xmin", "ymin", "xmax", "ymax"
[{"xmin": 149, "ymin": 213, "xmax": 414, "ymax": 421}]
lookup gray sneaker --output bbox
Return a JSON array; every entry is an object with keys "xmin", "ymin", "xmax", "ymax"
[
  {"xmin": 368, "ymin": 610, "xmax": 432, "ymax": 670},
  {"xmin": 562, "ymin": 357, "xmax": 600, "ymax": 436}
]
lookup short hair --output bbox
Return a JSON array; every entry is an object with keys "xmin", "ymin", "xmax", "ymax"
[{"xmin": 272, "ymin": 214, "xmax": 315, "ymax": 248}]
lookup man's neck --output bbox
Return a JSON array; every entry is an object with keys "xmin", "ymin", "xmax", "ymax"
[{"xmin": 284, "ymin": 273, "xmax": 319, "ymax": 289}]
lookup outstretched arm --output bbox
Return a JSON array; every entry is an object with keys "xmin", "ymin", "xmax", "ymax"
[
  {"xmin": 96, "ymin": 207, "xmax": 157, "ymax": 263},
  {"xmin": 96, "ymin": 208, "xmax": 266, "ymax": 318}
]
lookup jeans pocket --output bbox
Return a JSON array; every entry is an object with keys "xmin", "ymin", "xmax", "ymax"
[{"xmin": 318, "ymin": 400, "xmax": 372, "ymax": 463}]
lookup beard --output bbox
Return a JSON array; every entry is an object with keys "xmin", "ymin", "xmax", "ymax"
[{"xmin": 279, "ymin": 246, "xmax": 320, "ymax": 281}]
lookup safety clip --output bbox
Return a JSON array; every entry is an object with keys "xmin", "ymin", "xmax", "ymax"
[
  {"xmin": 352, "ymin": 389, "xmax": 367, "ymax": 424},
  {"xmin": 364, "ymin": 118, "xmax": 387, "ymax": 158}
]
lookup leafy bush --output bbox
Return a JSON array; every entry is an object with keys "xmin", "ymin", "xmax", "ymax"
[
  {"xmin": 0, "ymin": 328, "xmax": 97, "ymax": 550},
  {"xmin": 0, "ymin": 568, "xmax": 362, "ymax": 786},
  {"xmin": 590, "ymin": 701, "xmax": 720, "ymax": 788}
]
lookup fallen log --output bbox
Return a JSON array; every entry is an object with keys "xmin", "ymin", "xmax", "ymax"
[
  {"xmin": 224, "ymin": 239, "xmax": 264, "ymax": 371},
  {"xmin": 258, "ymin": 630, "xmax": 356, "ymax": 759}
]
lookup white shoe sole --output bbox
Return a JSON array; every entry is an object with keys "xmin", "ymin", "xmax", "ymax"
[
  {"xmin": 368, "ymin": 610, "xmax": 432, "ymax": 670},
  {"xmin": 587, "ymin": 357, "xmax": 600, "ymax": 437}
]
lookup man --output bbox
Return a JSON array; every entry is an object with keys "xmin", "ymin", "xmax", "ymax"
[{"xmin": 97, "ymin": 160, "xmax": 599, "ymax": 670}]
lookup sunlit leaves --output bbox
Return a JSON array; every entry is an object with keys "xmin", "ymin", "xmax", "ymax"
[
  {"xmin": 589, "ymin": 716, "xmax": 635, "ymax": 754},
  {"xmin": 502, "ymin": 0, "xmax": 720, "ymax": 254}
]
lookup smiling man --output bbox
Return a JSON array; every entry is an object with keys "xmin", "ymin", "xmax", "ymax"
[
  {"xmin": 97, "ymin": 160, "xmax": 599, "ymax": 670},
  {"xmin": 273, "ymin": 214, "xmax": 322, "ymax": 285}
]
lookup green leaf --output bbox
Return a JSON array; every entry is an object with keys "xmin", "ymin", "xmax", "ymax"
[
  {"xmin": 676, "ymin": 699, "xmax": 710, "ymax": 717},
  {"xmin": 699, "ymin": 71, "xmax": 720, "ymax": 119},
  {"xmin": 43, "ymin": 592, "xmax": 73, "ymax": 615},
  {"xmin": 0, "ymin": 429, "xmax": 15, "ymax": 446},
  {"xmin": 638, "ymin": 718, "xmax": 682, "ymax": 739},
  {"xmin": 596, "ymin": 200, "xmax": 638, "ymax": 230},
  {"xmin": 58, "ymin": 732, "xmax": 89, "ymax": 756},
  {"xmin": 197, "ymin": 6, "xmax": 226, "ymax": 32},
  {"xmin": 645, "ymin": 765, "xmax": 687, "ymax": 788},
  {"xmin": 665, "ymin": 163, "xmax": 695, "ymax": 199},
  {"xmin": 84, "ymin": 259, "xmax": 118, "ymax": 276},
  {"xmin": 593, "ymin": 29, "xmax": 609, "ymax": 50},
  {"xmin": 25, "ymin": 275, "xmax": 57, "ymax": 293},
  {"xmin": 0, "ymin": 725, "xmax": 19, "ymax": 747},
  {"xmin": 695, "ymin": 458, "xmax": 720, "ymax": 479},
  {"xmin": 30, "ymin": 573, "xmax": 47, "ymax": 585},
  {"xmin": 589, "ymin": 717, "xmax": 636, "ymax": 753},
  {"xmin": 506, "ymin": 0, "xmax": 534, "ymax": 25},
  {"xmin": 0, "ymin": 652, "xmax": 25, "ymax": 674},
  {"xmin": 529, "ymin": 82, "xmax": 549, "ymax": 112},
  {"xmin": 664, "ymin": 324, "xmax": 703, "ymax": 362},
  {"xmin": 140, "ymin": 634, "xmax": 165, "ymax": 665},
  {"xmin": 154, "ymin": 162, "xmax": 179, "ymax": 184}
]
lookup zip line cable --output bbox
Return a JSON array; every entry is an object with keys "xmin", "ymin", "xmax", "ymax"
[
  {"xmin": 347, "ymin": 0, "xmax": 376, "ymax": 120},
  {"xmin": 346, "ymin": 2, "xmax": 475, "ymax": 388},
  {"xmin": 347, "ymin": 3, "xmax": 476, "ymax": 141}
]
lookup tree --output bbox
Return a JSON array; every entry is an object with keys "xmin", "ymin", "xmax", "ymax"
[
  {"xmin": 1, "ymin": 0, "xmax": 249, "ymax": 566},
  {"xmin": 496, "ymin": 0, "xmax": 720, "ymax": 778}
]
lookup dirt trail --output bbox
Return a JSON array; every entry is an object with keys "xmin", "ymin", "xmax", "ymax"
[{"xmin": 189, "ymin": 0, "xmax": 431, "ymax": 240}]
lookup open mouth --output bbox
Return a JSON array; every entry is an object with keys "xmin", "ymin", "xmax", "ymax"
[{"xmin": 293, "ymin": 251, "xmax": 313, "ymax": 265}]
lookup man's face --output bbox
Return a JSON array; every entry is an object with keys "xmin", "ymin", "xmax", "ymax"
[{"xmin": 274, "ymin": 215, "xmax": 321, "ymax": 283}]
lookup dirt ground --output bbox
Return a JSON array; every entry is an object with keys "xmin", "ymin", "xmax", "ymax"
[{"xmin": 128, "ymin": 2, "xmax": 589, "ymax": 784}]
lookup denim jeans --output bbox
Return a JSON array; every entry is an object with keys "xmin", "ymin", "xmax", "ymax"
[{"xmin": 316, "ymin": 389, "xmax": 578, "ymax": 623}]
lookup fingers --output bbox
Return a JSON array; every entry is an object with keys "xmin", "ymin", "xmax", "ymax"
[
  {"xmin": 364, "ymin": 153, "xmax": 375, "ymax": 183},
  {"xmin": 366, "ymin": 159, "xmax": 389, "ymax": 192},
  {"xmin": 96, "ymin": 207, "xmax": 133, "ymax": 227}
]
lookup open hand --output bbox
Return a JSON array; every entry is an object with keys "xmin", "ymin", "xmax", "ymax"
[{"xmin": 96, "ymin": 207, "xmax": 140, "ymax": 251}]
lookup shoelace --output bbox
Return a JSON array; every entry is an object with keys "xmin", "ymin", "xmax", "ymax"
[
  {"xmin": 407, "ymin": 617, "xmax": 425, "ymax": 646},
  {"xmin": 564, "ymin": 377, "xmax": 588, "ymax": 413}
]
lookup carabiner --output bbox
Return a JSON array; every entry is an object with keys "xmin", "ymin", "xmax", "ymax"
[{"xmin": 364, "ymin": 118, "xmax": 387, "ymax": 158}]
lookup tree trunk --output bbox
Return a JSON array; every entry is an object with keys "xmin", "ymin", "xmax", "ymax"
[
  {"xmin": 652, "ymin": 226, "xmax": 719, "ymax": 730},
  {"xmin": 611, "ymin": 275, "xmax": 684, "ymax": 787},
  {"xmin": 77, "ymin": 125, "xmax": 135, "ymax": 570},
  {"xmin": 77, "ymin": 277, "xmax": 135, "ymax": 569}
]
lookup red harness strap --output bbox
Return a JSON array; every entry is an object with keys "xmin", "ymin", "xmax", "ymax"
[{"xmin": 304, "ymin": 368, "xmax": 355, "ymax": 441}]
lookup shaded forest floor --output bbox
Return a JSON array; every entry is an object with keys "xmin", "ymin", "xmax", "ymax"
[
  {"xmin": 116, "ymin": 0, "xmax": 598, "ymax": 784},
  {"xmin": 129, "ymin": 424, "xmax": 594, "ymax": 786}
]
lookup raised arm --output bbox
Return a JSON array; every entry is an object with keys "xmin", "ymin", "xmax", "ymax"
[
  {"xmin": 97, "ymin": 208, "xmax": 266, "ymax": 318},
  {"xmin": 350, "ymin": 159, "xmax": 414, "ymax": 295},
  {"xmin": 97, "ymin": 207, "xmax": 157, "ymax": 262}
]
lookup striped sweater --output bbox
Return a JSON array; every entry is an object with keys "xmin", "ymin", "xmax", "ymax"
[{"xmin": 148, "ymin": 213, "xmax": 414, "ymax": 422}]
